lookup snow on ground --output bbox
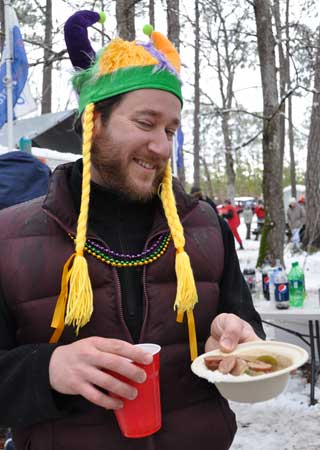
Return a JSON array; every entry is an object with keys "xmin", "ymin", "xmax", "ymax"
[
  {"xmin": 230, "ymin": 373, "xmax": 320, "ymax": 450},
  {"xmin": 229, "ymin": 219, "xmax": 320, "ymax": 450}
]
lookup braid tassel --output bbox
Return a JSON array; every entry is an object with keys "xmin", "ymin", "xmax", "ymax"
[
  {"xmin": 65, "ymin": 103, "xmax": 94, "ymax": 333},
  {"xmin": 160, "ymin": 162, "xmax": 198, "ymax": 360},
  {"xmin": 50, "ymin": 103, "xmax": 95, "ymax": 341},
  {"xmin": 49, "ymin": 254, "xmax": 76, "ymax": 343}
]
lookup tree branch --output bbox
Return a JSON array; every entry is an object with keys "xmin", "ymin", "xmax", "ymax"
[{"xmin": 233, "ymin": 130, "xmax": 263, "ymax": 151}]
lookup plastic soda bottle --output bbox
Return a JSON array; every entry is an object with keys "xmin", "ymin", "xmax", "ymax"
[
  {"xmin": 274, "ymin": 268, "xmax": 290, "ymax": 309},
  {"xmin": 268, "ymin": 267, "xmax": 279, "ymax": 304},
  {"xmin": 288, "ymin": 261, "xmax": 305, "ymax": 307},
  {"xmin": 261, "ymin": 263, "xmax": 272, "ymax": 300},
  {"xmin": 243, "ymin": 260, "xmax": 256, "ymax": 293}
]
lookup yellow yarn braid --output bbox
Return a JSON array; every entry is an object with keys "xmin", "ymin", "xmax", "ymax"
[
  {"xmin": 50, "ymin": 103, "xmax": 94, "ymax": 342},
  {"xmin": 160, "ymin": 162, "xmax": 198, "ymax": 360}
]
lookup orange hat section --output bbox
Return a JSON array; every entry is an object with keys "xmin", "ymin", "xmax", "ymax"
[
  {"xmin": 151, "ymin": 31, "xmax": 181, "ymax": 73},
  {"xmin": 99, "ymin": 39, "xmax": 158, "ymax": 75}
]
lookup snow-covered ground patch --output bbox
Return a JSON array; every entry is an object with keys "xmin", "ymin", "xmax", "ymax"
[{"xmin": 229, "ymin": 219, "xmax": 320, "ymax": 450}]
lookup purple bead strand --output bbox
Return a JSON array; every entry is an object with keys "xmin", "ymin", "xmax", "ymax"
[{"xmin": 86, "ymin": 233, "xmax": 167, "ymax": 260}]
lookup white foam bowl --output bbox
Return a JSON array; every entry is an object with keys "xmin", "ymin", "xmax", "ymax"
[{"xmin": 191, "ymin": 340, "xmax": 308, "ymax": 403}]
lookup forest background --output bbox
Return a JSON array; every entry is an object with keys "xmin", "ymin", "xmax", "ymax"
[{"xmin": 0, "ymin": 0, "xmax": 320, "ymax": 265}]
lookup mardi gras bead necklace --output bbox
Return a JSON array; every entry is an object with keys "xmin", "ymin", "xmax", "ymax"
[{"xmin": 69, "ymin": 232, "xmax": 171, "ymax": 267}]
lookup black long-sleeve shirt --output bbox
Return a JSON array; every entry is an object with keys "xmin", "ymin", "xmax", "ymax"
[{"xmin": 0, "ymin": 163, "xmax": 265, "ymax": 428}]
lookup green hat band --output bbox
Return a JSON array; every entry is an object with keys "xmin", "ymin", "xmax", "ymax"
[{"xmin": 74, "ymin": 65, "xmax": 183, "ymax": 115}]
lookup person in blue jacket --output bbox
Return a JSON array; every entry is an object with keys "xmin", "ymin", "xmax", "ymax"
[{"xmin": 0, "ymin": 150, "xmax": 51, "ymax": 211}]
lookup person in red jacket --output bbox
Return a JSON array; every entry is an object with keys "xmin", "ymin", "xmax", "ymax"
[
  {"xmin": 253, "ymin": 200, "xmax": 265, "ymax": 241},
  {"xmin": 221, "ymin": 199, "xmax": 244, "ymax": 250}
]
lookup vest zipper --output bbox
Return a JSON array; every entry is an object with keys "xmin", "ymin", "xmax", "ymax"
[
  {"xmin": 112, "ymin": 266, "xmax": 133, "ymax": 341},
  {"xmin": 139, "ymin": 206, "xmax": 197, "ymax": 341}
]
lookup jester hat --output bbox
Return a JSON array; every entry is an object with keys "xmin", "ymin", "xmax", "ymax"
[{"xmin": 50, "ymin": 10, "xmax": 198, "ymax": 360}]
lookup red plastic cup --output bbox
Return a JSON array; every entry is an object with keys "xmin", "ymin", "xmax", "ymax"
[{"xmin": 113, "ymin": 343, "xmax": 162, "ymax": 438}]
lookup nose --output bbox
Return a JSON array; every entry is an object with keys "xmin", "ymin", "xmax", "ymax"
[{"xmin": 147, "ymin": 130, "xmax": 171, "ymax": 160}]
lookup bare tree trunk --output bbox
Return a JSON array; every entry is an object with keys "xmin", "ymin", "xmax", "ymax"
[
  {"xmin": 288, "ymin": 95, "xmax": 296, "ymax": 197},
  {"xmin": 285, "ymin": 0, "xmax": 297, "ymax": 198},
  {"xmin": 193, "ymin": 0, "xmax": 200, "ymax": 188},
  {"xmin": 166, "ymin": 0, "xmax": 185, "ymax": 185},
  {"xmin": 303, "ymin": 30, "xmax": 320, "ymax": 249},
  {"xmin": 41, "ymin": 0, "xmax": 52, "ymax": 114},
  {"xmin": 167, "ymin": 0, "xmax": 179, "ymax": 50},
  {"xmin": 201, "ymin": 156, "xmax": 214, "ymax": 199},
  {"xmin": 254, "ymin": 0, "xmax": 285, "ymax": 266},
  {"xmin": 149, "ymin": 0, "xmax": 155, "ymax": 28},
  {"xmin": 222, "ymin": 112, "xmax": 235, "ymax": 201},
  {"xmin": 273, "ymin": 0, "xmax": 286, "ymax": 172},
  {"xmin": 116, "ymin": 0, "xmax": 135, "ymax": 40},
  {"xmin": 209, "ymin": 3, "xmax": 237, "ymax": 203}
]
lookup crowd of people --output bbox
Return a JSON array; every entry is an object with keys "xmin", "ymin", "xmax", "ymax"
[
  {"xmin": 189, "ymin": 192, "xmax": 266, "ymax": 250},
  {"xmin": 189, "ymin": 190, "xmax": 306, "ymax": 254}
]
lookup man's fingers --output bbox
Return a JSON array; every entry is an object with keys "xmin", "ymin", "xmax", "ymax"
[
  {"xmin": 79, "ymin": 382, "xmax": 124, "ymax": 410},
  {"xmin": 87, "ymin": 368, "xmax": 138, "ymax": 401},
  {"xmin": 92, "ymin": 337, "xmax": 153, "ymax": 365},
  {"xmin": 211, "ymin": 313, "xmax": 244, "ymax": 352},
  {"xmin": 210, "ymin": 313, "xmax": 261, "ymax": 353},
  {"xmin": 84, "ymin": 340, "xmax": 149, "ymax": 384},
  {"xmin": 98, "ymin": 354, "xmax": 147, "ymax": 384}
]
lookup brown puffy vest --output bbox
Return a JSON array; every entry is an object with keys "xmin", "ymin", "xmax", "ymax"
[{"xmin": 0, "ymin": 164, "xmax": 236, "ymax": 450}]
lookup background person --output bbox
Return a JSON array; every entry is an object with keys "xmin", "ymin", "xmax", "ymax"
[
  {"xmin": 297, "ymin": 195, "xmax": 306, "ymax": 242},
  {"xmin": 0, "ymin": 150, "xmax": 51, "ymax": 211},
  {"xmin": 287, "ymin": 197, "xmax": 306, "ymax": 250},
  {"xmin": 243, "ymin": 202, "xmax": 253, "ymax": 240},
  {"xmin": 0, "ymin": 10, "xmax": 264, "ymax": 450},
  {"xmin": 221, "ymin": 199, "xmax": 244, "ymax": 250},
  {"xmin": 253, "ymin": 199, "xmax": 265, "ymax": 240},
  {"xmin": 190, "ymin": 185, "xmax": 218, "ymax": 212}
]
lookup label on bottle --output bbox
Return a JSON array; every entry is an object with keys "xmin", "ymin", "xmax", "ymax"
[
  {"xmin": 275, "ymin": 282, "xmax": 289, "ymax": 307},
  {"xmin": 244, "ymin": 274, "xmax": 256, "ymax": 292},
  {"xmin": 292, "ymin": 280, "xmax": 303, "ymax": 289},
  {"xmin": 262, "ymin": 274, "xmax": 270, "ymax": 300}
]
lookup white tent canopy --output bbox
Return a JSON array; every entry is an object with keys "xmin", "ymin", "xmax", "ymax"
[{"xmin": 0, "ymin": 110, "xmax": 81, "ymax": 155}]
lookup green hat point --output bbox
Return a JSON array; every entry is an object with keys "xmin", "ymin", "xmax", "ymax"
[
  {"xmin": 99, "ymin": 11, "xmax": 107, "ymax": 24},
  {"xmin": 143, "ymin": 24, "xmax": 153, "ymax": 36}
]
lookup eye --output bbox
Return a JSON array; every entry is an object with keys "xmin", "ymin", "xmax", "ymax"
[
  {"xmin": 136, "ymin": 120, "xmax": 152, "ymax": 129},
  {"xmin": 165, "ymin": 129, "xmax": 176, "ymax": 140}
]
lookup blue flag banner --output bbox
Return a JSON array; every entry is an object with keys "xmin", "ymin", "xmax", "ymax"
[
  {"xmin": 0, "ymin": 6, "xmax": 36, "ymax": 129},
  {"xmin": 175, "ymin": 127, "xmax": 184, "ymax": 169}
]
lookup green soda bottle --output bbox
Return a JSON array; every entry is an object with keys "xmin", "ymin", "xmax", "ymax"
[{"xmin": 288, "ymin": 261, "xmax": 305, "ymax": 307}]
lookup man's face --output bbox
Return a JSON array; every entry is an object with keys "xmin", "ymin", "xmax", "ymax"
[{"xmin": 91, "ymin": 89, "xmax": 181, "ymax": 201}]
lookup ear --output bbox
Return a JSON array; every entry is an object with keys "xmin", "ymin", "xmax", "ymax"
[{"xmin": 93, "ymin": 111, "xmax": 103, "ymax": 138}]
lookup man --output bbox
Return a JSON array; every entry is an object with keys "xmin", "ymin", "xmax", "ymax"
[
  {"xmin": 0, "ymin": 10, "xmax": 264, "ymax": 450},
  {"xmin": 221, "ymin": 199, "xmax": 244, "ymax": 250},
  {"xmin": 190, "ymin": 185, "xmax": 218, "ymax": 212},
  {"xmin": 253, "ymin": 199, "xmax": 265, "ymax": 241},
  {"xmin": 287, "ymin": 197, "xmax": 306, "ymax": 250},
  {"xmin": 243, "ymin": 202, "xmax": 253, "ymax": 240}
]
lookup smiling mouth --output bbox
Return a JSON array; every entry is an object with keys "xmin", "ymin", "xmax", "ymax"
[{"xmin": 134, "ymin": 158, "xmax": 156, "ymax": 170}]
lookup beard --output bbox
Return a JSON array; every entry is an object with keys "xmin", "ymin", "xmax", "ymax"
[{"xmin": 90, "ymin": 136, "xmax": 166, "ymax": 202}]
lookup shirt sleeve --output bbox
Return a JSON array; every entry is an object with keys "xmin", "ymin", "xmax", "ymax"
[
  {"xmin": 217, "ymin": 215, "xmax": 266, "ymax": 339},
  {"xmin": 0, "ymin": 287, "xmax": 78, "ymax": 428},
  {"xmin": 222, "ymin": 209, "xmax": 233, "ymax": 220}
]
